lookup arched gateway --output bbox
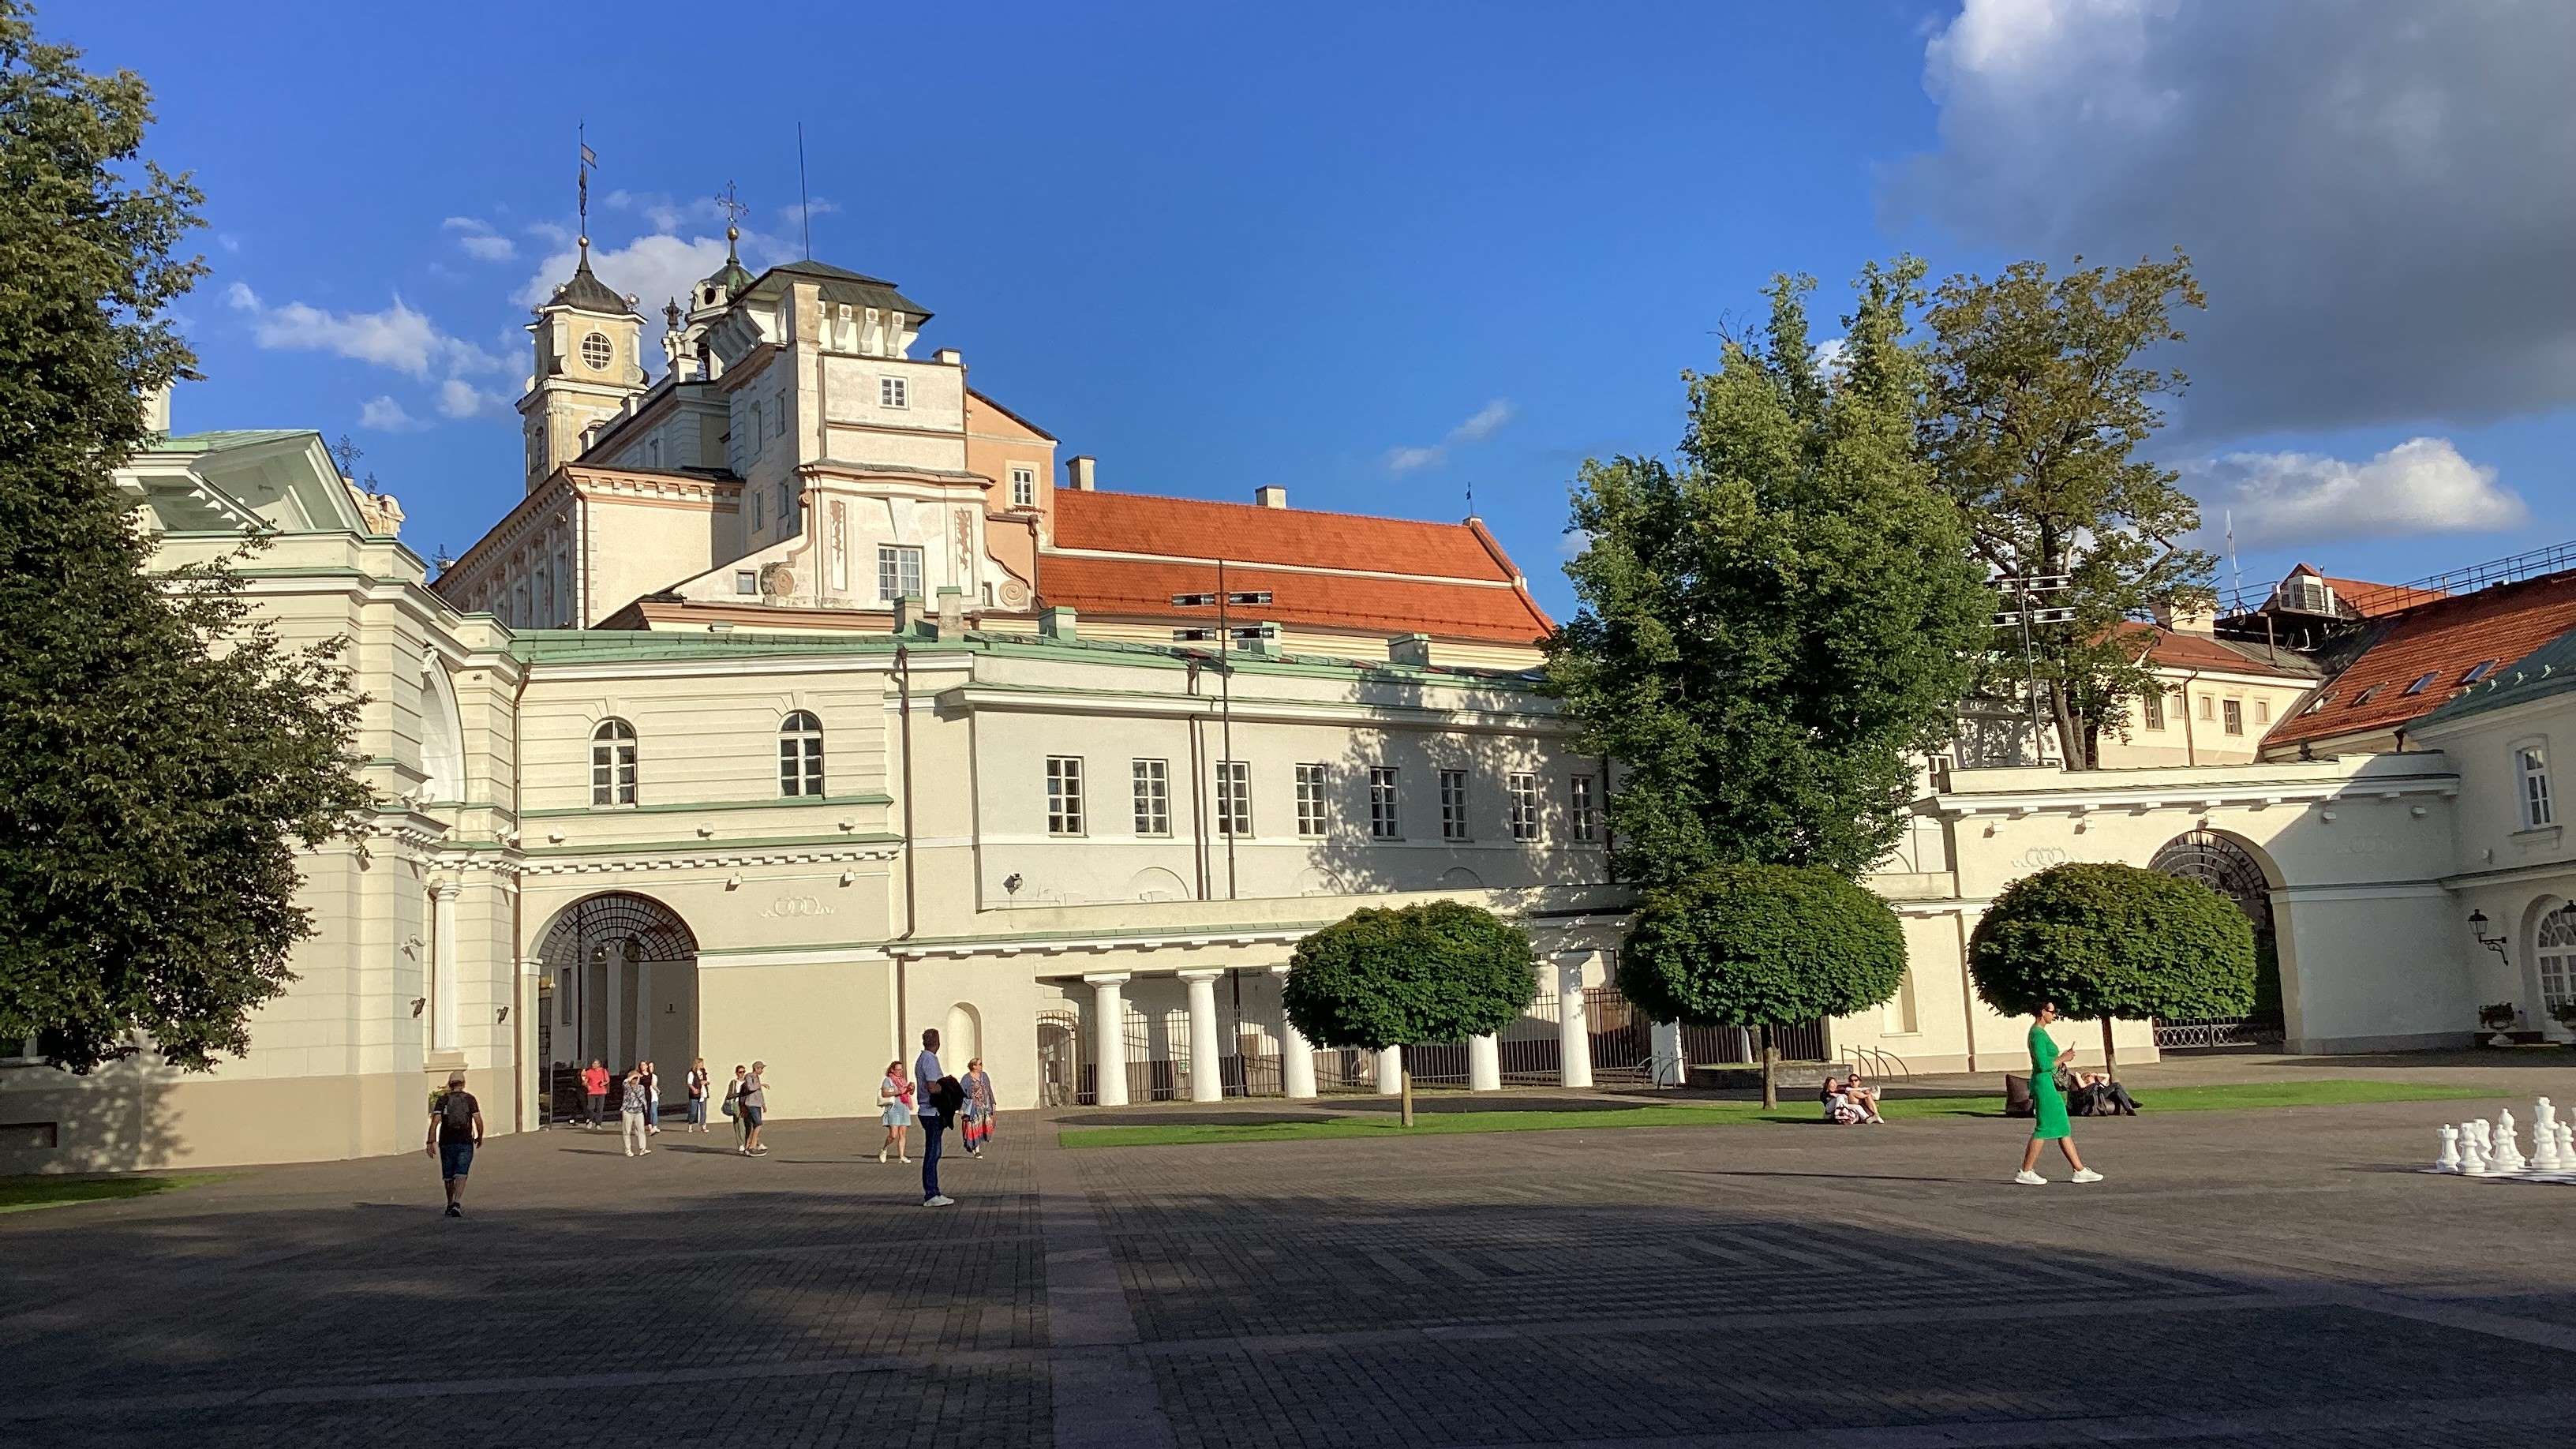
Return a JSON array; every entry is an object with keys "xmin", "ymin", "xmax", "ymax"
[
  {"xmin": 534, "ymin": 893, "xmax": 701, "ymax": 1114},
  {"xmin": 2147, "ymin": 831, "xmax": 2283, "ymax": 1048}
]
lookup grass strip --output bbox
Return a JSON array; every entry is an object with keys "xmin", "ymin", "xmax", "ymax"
[
  {"xmin": 0, "ymin": 1173, "xmax": 225, "ymax": 1215},
  {"xmin": 1059, "ymin": 1079, "xmax": 2495, "ymax": 1149}
]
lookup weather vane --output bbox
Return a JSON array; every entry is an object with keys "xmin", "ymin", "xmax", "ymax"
[{"xmin": 715, "ymin": 180, "xmax": 747, "ymax": 257}]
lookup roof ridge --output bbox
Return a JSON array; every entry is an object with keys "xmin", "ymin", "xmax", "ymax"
[{"xmin": 1058, "ymin": 487, "xmax": 1487, "ymax": 533}]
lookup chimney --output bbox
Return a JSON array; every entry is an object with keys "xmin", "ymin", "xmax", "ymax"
[
  {"xmin": 934, "ymin": 348, "xmax": 961, "ymax": 365},
  {"xmin": 2154, "ymin": 600, "xmax": 2216, "ymax": 635},
  {"xmin": 892, "ymin": 593, "xmax": 926, "ymax": 638},
  {"xmin": 934, "ymin": 586, "xmax": 968, "ymax": 640},
  {"xmin": 1039, "ymin": 605, "xmax": 1077, "ymax": 641},
  {"xmin": 1066, "ymin": 455, "xmax": 1095, "ymax": 492},
  {"xmin": 1255, "ymin": 485, "xmax": 1287, "ymax": 509},
  {"xmin": 1389, "ymin": 633, "xmax": 1433, "ymax": 668},
  {"xmin": 140, "ymin": 383, "xmax": 172, "ymax": 436}
]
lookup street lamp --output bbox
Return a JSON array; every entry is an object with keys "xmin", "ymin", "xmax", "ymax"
[
  {"xmin": 1170, "ymin": 564, "xmax": 1273, "ymax": 901},
  {"xmin": 2468, "ymin": 909, "xmax": 2510, "ymax": 960}
]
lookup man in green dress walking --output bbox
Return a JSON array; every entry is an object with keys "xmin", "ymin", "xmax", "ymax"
[{"xmin": 2016, "ymin": 1002, "xmax": 2104, "ymax": 1185}]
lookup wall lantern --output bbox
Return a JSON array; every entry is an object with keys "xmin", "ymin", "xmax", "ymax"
[{"xmin": 2468, "ymin": 910, "xmax": 2510, "ymax": 960}]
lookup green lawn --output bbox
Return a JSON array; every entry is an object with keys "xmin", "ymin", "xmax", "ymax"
[
  {"xmin": 1058, "ymin": 1079, "xmax": 2496, "ymax": 1149},
  {"xmin": 0, "ymin": 1173, "xmax": 224, "ymax": 1215}
]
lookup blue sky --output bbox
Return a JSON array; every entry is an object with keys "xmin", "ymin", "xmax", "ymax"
[{"xmin": 66, "ymin": 1, "xmax": 2576, "ymax": 620}]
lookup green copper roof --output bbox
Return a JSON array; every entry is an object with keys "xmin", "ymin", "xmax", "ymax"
[{"xmin": 2417, "ymin": 623, "xmax": 2576, "ymax": 728}]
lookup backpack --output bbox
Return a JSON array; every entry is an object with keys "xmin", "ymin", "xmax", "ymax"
[{"xmin": 439, "ymin": 1091, "xmax": 474, "ymax": 1136}]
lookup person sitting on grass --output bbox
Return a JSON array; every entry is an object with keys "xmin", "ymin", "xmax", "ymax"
[
  {"xmin": 2069, "ymin": 1072, "xmax": 2140, "ymax": 1117},
  {"xmin": 1818, "ymin": 1072, "xmax": 1884, "ymax": 1125}
]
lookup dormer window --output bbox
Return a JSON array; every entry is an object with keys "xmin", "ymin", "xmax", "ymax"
[{"xmin": 881, "ymin": 377, "xmax": 908, "ymax": 409}]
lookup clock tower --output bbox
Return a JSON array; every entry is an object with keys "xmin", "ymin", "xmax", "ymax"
[{"xmin": 517, "ymin": 241, "xmax": 644, "ymax": 490}]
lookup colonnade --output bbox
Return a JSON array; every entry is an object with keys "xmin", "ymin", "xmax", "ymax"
[{"xmin": 1077, "ymin": 953, "xmax": 1603, "ymax": 1106}]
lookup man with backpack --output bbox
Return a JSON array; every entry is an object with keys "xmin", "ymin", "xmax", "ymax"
[
  {"xmin": 915, "ymin": 1028, "xmax": 957, "ymax": 1208},
  {"xmin": 425, "ymin": 1070, "xmax": 483, "ymax": 1219}
]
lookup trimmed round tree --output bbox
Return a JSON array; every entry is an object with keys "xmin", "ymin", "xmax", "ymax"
[
  {"xmin": 1619, "ymin": 864, "xmax": 1908, "ymax": 1108},
  {"xmin": 1282, "ymin": 900, "xmax": 1538, "ymax": 1127},
  {"xmin": 1968, "ymin": 863, "xmax": 2256, "ymax": 1079}
]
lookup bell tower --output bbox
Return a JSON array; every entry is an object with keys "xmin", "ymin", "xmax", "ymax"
[{"xmin": 516, "ymin": 139, "xmax": 644, "ymax": 489}]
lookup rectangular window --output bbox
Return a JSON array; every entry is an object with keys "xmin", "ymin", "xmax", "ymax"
[
  {"xmin": 2222, "ymin": 698, "xmax": 2244, "ymax": 736},
  {"xmin": 1215, "ymin": 759, "xmax": 1251, "ymax": 837},
  {"xmin": 1570, "ymin": 773, "xmax": 1598, "ymax": 842},
  {"xmin": 1508, "ymin": 772, "xmax": 1541, "ymax": 841},
  {"xmin": 1295, "ymin": 763, "xmax": 1329, "ymax": 837},
  {"xmin": 1440, "ymin": 769, "xmax": 1470, "ymax": 841},
  {"xmin": 2141, "ymin": 690, "xmax": 2165, "ymax": 730},
  {"xmin": 749, "ymin": 487, "xmax": 764, "ymax": 531},
  {"xmin": 735, "ymin": 569, "xmax": 758, "ymax": 595},
  {"xmin": 747, "ymin": 401, "xmax": 763, "ymax": 456},
  {"xmin": 1368, "ymin": 766, "xmax": 1401, "ymax": 840},
  {"xmin": 2254, "ymin": 698, "xmax": 2271, "ymax": 724},
  {"xmin": 2521, "ymin": 746, "xmax": 2555, "ymax": 829},
  {"xmin": 1132, "ymin": 759, "xmax": 1170, "ymax": 836},
  {"xmin": 1046, "ymin": 757, "xmax": 1084, "ymax": 835},
  {"xmin": 881, "ymin": 376, "xmax": 909, "ymax": 409},
  {"xmin": 773, "ymin": 391, "xmax": 787, "ymax": 440},
  {"xmin": 877, "ymin": 545, "xmax": 923, "ymax": 602},
  {"xmin": 1010, "ymin": 466, "xmax": 1037, "ymax": 508},
  {"xmin": 2197, "ymin": 694, "xmax": 2214, "ymax": 721}
]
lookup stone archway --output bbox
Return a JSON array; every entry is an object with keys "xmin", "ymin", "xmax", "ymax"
[
  {"xmin": 2147, "ymin": 830, "xmax": 2283, "ymax": 1047},
  {"xmin": 534, "ymin": 893, "xmax": 701, "ymax": 1080}
]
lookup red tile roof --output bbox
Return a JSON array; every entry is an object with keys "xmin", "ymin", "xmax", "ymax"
[
  {"xmin": 2117, "ymin": 621, "xmax": 2314, "ymax": 679},
  {"xmin": 2261, "ymin": 568, "xmax": 2576, "ymax": 751},
  {"xmin": 1037, "ymin": 491, "xmax": 1551, "ymax": 646},
  {"xmin": 1050, "ymin": 489, "xmax": 1519, "ymax": 582}
]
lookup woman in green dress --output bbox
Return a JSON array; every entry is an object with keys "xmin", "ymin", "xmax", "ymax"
[{"xmin": 2016, "ymin": 1002, "xmax": 2103, "ymax": 1185}]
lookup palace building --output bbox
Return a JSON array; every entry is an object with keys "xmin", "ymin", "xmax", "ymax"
[{"xmin": 6, "ymin": 240, "xmax": 2570, "ymax": 1174}]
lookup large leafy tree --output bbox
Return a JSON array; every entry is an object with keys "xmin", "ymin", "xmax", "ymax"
[
  {"xmin": 0, "ymin": 3, "xmax": 371, "ymax": 1072},
  {"xmin": 1282, "ymin": 900, "xmax": 1537, "ymax": 1127},
  {"xmin": 1923, "ymin": 253, "xmax": 2215, "ymax": 769},
  {"xmin": 1547, "ymin": 260, "xmax": 1988, "ymax": 889},
  {"xmin": 1619, "ymin": 864, "xmax": 1907, "ymax": 1108},
  {"xmin": 1968, "ymin": 863, "xmax": 2256, "ymax": 1079}
]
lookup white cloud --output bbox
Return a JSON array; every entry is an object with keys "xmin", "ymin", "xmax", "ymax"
[
  {"xmin": 514, "ymin": 232, "xmax": 741, "ymax": 315},
  {"xmin": 2189, "ymin": 436, "xmax": 2528, "ymax": 549},
  {"xmin": 358, "ymin": 395, "xmax": 425, "ymax": 432},
  {"xmin": 1890, "ymin": 0, "xmax": 2576, "ymax": 437},
  {"xmin": 436, "ymin": 379, "xmax": 510, "ymax": 420},
  {"xmin": 1384, "ymin": 398, "xmax": 1516, "ymax": 474},
  {"xmin": 227, "ymin": 282, "xmax": 504, "ymax": 380},
  {"xmin": 441, "ymin": 215, "xmax": 515, "ymax": 262},
  {"xmin": 1557, "ymin": 527, "xmax": 1592, "ymax": 561}
]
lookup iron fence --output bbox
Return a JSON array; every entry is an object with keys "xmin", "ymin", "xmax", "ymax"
[{"xmin": 2153, "ymin": 1014, "xmax": 2284, "ymax": 1050}]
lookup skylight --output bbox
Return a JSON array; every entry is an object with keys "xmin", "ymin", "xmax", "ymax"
[
  {"xmin": 2402, "ymin": 670, "xmax": 2439, "ymax": 696},
  {"xmin": 2351, "ymin": 684, "xmax": 2382, "ymax": 706},
  {"xmin": 2462, "ymin": 659, "xmax": 2501, "ymax": 683},
  {"xmin": 2301, "ymin": 691, "xmax": 2333, "ymax": 716}
]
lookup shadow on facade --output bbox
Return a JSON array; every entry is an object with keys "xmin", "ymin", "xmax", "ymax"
[{"xmin": 0, "ymin": 1059, "xmax": 182, "ymax": 1177}]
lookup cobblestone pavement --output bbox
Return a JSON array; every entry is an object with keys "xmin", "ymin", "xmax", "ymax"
[{"xmin": 8, "ymin": 1082, "xmax": 2576, "ymax": 1447}]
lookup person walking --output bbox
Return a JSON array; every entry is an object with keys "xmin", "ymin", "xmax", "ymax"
[
  {"xmin": 2015, "ymin": 1002, "xmax": 2102, "ymax": 1185},
  {"xmin": 915, "ymin": 1028, "xmax": 953, "ymax": 1207},
  {"xmin": 581, "ymin": 1058, "xmax": 610, "ymax": 1130},
  {"xmin": 425, "ymin": 1069, "xmax": 482, "ymax": 1218},
  {"xmin": 687, "ymin": 1058, "xmax": 712, "ymax": 1133},
  {"xmin": 642, "ymin": 1059, "xmax": 661, "ymax": 1136},
  {"xmin": 724, "ymin": 1064, "xmax": 750, "ymax": 1151},
  {"xmin": 620, "ymin": 1065, "xmax": 653, "ymax": 1158},
  {"xmin": 739, "ymin": 1061, "xmax": 769, "ymax": 1156},
  {"xmin": 961, "ymin": 1058, "xmax": 995, "ymax": 1158},
  {"xmin": 878, "ymin": 1059, "xmax": 915, "ymax": 1163}
]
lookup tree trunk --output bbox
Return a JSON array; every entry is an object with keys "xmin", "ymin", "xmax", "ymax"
[
  {"xmin": 1758, "ymin": 1023, "xmax": 1777, "ymax": 1110},
  {"xmin": 2100, "ymin": 1017, "xmax": 2118, "ymax": 1082},
  {"xmin": 1398, "ymin": 1047, "xmax": 1415, "ymax": 1129}
]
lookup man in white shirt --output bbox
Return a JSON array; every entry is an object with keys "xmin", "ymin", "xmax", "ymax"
[{"xmin": 915, "ymin": 1028, "xmax": 953, "ymax": 1207}]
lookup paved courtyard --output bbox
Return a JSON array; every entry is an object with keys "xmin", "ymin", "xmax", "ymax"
[{"xmin": 10, "ymin": 1064, "xmax": 2576, "ymax": 1447}]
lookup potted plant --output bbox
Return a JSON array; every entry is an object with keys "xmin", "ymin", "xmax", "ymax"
[
  {"xmin": 2552, "ymin": 1001, "xmax": 2576, "ymax": 1046},
  {"xmin": 2480, "ymin": 1002, "xmax": 2518, "ymax": 1046}
]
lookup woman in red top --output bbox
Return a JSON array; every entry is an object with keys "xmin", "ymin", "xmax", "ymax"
[{"xmin": 581, "ymin": 1059, "xmax": 611, "ymax": 1129}]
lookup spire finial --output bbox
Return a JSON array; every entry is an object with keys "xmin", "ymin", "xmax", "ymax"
[
  {"xmin": 577, "ymin": 124, "xmax": 599, "ymax": 266},
  {"xmin": 715, "ymin": 181, "xmax": 747, "ymax": 261}
]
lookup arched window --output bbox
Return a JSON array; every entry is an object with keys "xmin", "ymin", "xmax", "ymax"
[
  {"xmin": 592, "ymin": 718, "xmax": 638, "ymax": 806},
  {"xmin": 2538, "ymin": 904, "xmax": 2576, "ymax": 1016},
  {"xmin": 779, "ymin": 710, "xmax": 825, "ymax": 797}
]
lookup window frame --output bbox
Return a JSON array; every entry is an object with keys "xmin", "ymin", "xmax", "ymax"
[
  {"xmin": 777, "ymin": 710, "xmax": 826, "ymax": 798},
  {"xmin": 1046, "ymin": 756, "xmax": 1086, "ymax": 836},
  {"xmin": 580, "ymin": 331, "xmax": 613, "ymax": 370},
  {"xmin": 2222, "ymin": 698, "xmax": 2244, "ymax": 736},
  {"xmin": 1294, "ymin": 763, "xmax": 1330, "ymax": 838},
  {"xmin": 1368, "ymin": 766, "xmax": 1401, "ymax": 841},
  {"xmin": 590, "ymin": 718, "xmax": 638, "ymax": 807},
  {"xmin": 2141, "ymin": 689, "xmax": 2165, "ymax": 731},
  {"xmin": 1439, "ymin": 769, "xmax": 1470, "ymax": 841},
  {"xmin": 1131, "ymin": 758, "xmax": 1170, "ymax": 837},
  {"xmin": 2516, "ymin": 740, "xmax": 2555, "ymax": 830},
  {"xmin": 1215, "ymin": 758, "xmax": 1252, "ymax": 838},
  {"xmin": 1507, "ymin": 771, "xmax": 1541, "ymax": 841},
  {"xmin": 1009, "ymin": 466, "xmax": 1037, "ymax": 508},
  {"xmin": 880, "ymin": 376, "xmax": 910, "ymax": 410},
  {"xmin": 877, "ymin": 544, "xmax": 925, "ymax": 603},
  {"xmin": 1570, "ymin": 773, "xmax": 1598, "ymax": 842}
]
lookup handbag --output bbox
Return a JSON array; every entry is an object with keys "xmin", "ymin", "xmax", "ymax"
[{"xmin": 720, "ymin": 1084, "xmax": 738, "ymax": 1118}]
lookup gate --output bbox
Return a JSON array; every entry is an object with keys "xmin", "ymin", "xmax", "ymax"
[
  {"xmin": 1037, "ymin": 1009, "xmax": 1084, "ymax": 1106},
  {"xmin": 1499, "ymin": 992, "xmax": 1563, "ymax": 1085},
  {"xmin": 2148, "ymin": 831, "xmax": 2286, "ymax": 1049},
  {"xmin": 1586, "ymin": 985, "xmax": 1657, "ymax": 1083}
]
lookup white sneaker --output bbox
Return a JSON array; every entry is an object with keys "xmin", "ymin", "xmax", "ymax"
[
  {"xmin": 2013, "ymin": 1170, "xmax": 2047, "ymax": 1185},
  {"xmin": 922, "ymin": 1195, "xmax": 956, "ymax": 1208},
  {"xmin": 2069, "ymin": 1169, "xmax": 2104, "ymax": 1184}
]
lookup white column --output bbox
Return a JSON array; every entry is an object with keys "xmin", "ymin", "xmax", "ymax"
[
  {"xmin": 1651, "ymin": 1020, "xmax": 1684, "ymax": 1087},
  {"xmin": 1272, "ymin": 966, "xmax": 1316, "ymax": 1099},
  {"xmin": 605, "ymin": 942, "xmax": 625, "ymax": 1069},
  {"xmin": 1376, "ymin": 1044, "xmax": 1405, "ymax": 1095},
  {"xmin": 1085, "ymin": 974, "xmax": 1130, "ymax": 1106},
  {"xmin": 430, "ymin": 882, "xmax": 460, "ymax": 1051},
  {"xmin": 1556, "ymin": 955, "xmax": 1593, "ymax": 1088},
  {"xmin": 636, "ymin": 958, "xmax": 655, "ymax": 1067},
  {"xmin": 1468, "ymin": 1033, "xmax": 1502, "ymax": 1092},
  {"xmin": 1181, "ymin": 970, "xmax": 1226, "ymax": 1103}
]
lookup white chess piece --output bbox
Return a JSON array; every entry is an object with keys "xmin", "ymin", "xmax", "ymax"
[
  {"xmin": 2435, "ymin": 1124, "xmax": 2463, "ymax": 1174},
  {"xmin": 2534, "ymin": 1116, "xmax": 2566, "ymax": 1173},
  {"xmin": 2559, "ymin": 1122, "xmax": 2574, "ymax": 1175},
  {"xmin": 2470, "ymin": 1118, "xmax": 2493, "ymax": 1155},
  {"xmin": 2539, "ymin": 1096, "xmax": 2559, "ymax": 1140},
  {"xmin": 2462, "ymin": 1129, "xmax": 2493, "ymax": 1176},
  {"xmin": 2493, "ymin": 1110, "xmax": 2527, "ymax": 1173}
]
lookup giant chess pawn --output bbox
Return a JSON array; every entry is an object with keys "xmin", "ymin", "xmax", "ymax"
[
  {"xmin": 2493, "ymin": 1110, "xmax": 2528, "ymax": 1173},
  {"xmin": 2435, "ymin": 1124, "xmax": 2463, "ymax": 1174}
]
